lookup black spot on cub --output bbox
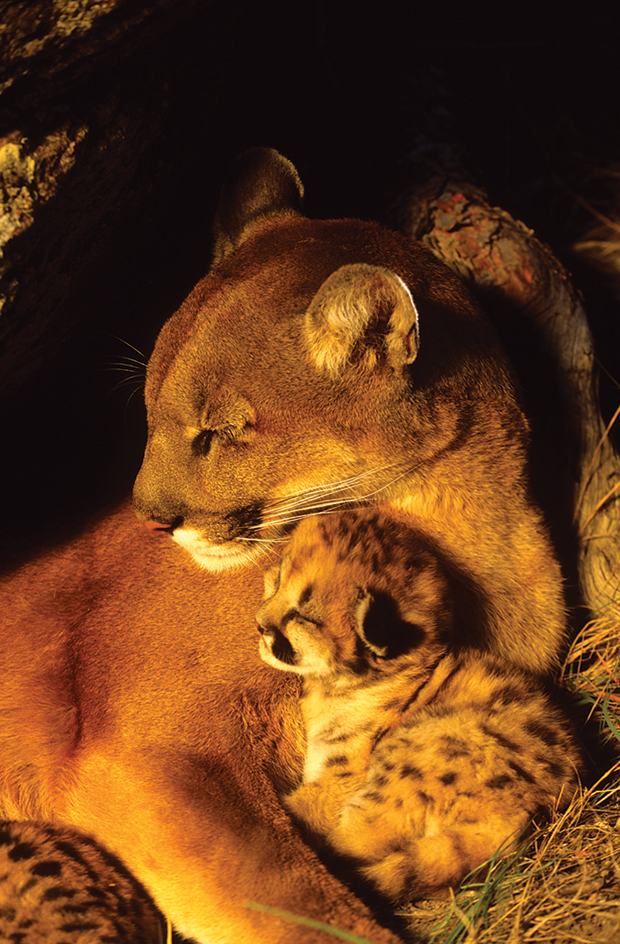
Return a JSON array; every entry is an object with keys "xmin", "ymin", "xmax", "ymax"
[
  {"xmin": 31, "ymin": 860, "xmax": 62, "ymax": 877},
  {"xmin": 439, "ymin": 771, "xmax": 458, "ymax": 785},
  {"xmin": 363, "ymin": 790, "xmax": 387, "ymax": 804},
  {"xmin": 325, "ymin": 754, "xmax": 349, "ymax": 768},
  {"xmin": 486, "ymin": 774, "xmax": 513, "ymax": 789},
  {"xmin": 54, "ymin": 839, "xmax": 99, "ymax": 884},
  {"xmin": 0, "ymin": 827, "xmax": 13, "ymax": 847},
  {"xmin": 400, "ymin": 764, "xmax": 422, "ymax": 780},
  {"xmin": 61, "ymin": 903, "xmax": 97, "ymax": 915},
  {"xmin": 298, "ymin": 584, "xmax": 314, "ymax": 606},
  {"xmin": 439, "ymin": 735, "xmax": 468, "ymax": 759},
  {"xmin": 42, "ymin": 886, "xmax": 78, "ymax": 902},
  {"xmin": 480, "ymin": 723, "xmax": 521, "ymax": 754},
  {"xmin": 526, "ymin": 719, "xmax": 560, "ymax": 748},
  {"xmin": 536, "ymin": 755, "xmax": 567, "ymax": 779},
  {"xmin": 8, "ymin": 842, "xmax": 37, "ymax": 861},
  {"xmin": 60, "ymin": 922, "xmax": 100, "ymax": 933},
  {"xmin": 508, "ymin": 761, "xmax": 536, "ymax": 784}
]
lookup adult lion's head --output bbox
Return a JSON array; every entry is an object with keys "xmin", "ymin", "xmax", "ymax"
[{"xmin": 133, "ymin": 148, "xmax": 519, "ymax": 574}]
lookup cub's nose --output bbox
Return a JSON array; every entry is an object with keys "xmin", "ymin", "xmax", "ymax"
[
  {"xmin": 256, "ymin": 618, "xmax": 275, "ymax": 638},
  {"xmin": 255, "ymin": 603, "xmax": 276, "ymax": 636}
]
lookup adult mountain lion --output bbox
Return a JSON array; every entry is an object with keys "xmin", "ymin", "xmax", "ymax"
[{"xmin": 0, "ymin": 149, "xmax": 567, "ymax": 943}]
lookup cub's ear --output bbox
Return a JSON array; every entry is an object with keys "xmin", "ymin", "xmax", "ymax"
[
  {"xmin": 212, "ymin": 148, "xmax": 304, "ymax": 265},
  {"xmin": 304, "ymin": 264, "xmax": 420, "ymax": 377},
  {"xmin": 354, "ymin": 588, "xmax": 426, "ymax": 660}
]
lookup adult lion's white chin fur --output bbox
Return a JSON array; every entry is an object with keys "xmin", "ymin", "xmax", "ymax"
[{"xmin": 172, "ymin": 528, "xmax": 269, "ymax": 572}]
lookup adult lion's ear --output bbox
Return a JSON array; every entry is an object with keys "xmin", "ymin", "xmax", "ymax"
[
  {"xmin": 211, "ymin": 148, "xmax": 304, "ymax": 265},
  {"xmin": 304, "ymin": 264, "xmax": 420, "ymax": 377}
]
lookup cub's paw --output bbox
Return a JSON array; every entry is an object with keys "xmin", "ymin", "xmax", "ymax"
[{"xmin": 285, "ymin": 781, "xmax": 354, "ymax": 835}]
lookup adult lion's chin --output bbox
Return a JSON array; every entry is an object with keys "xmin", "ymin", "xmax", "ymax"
[{"xmin": 172, "ymin": 527, "xmax": 273, "ymax": 572}]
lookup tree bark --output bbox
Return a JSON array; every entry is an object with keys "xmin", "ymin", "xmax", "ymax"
[
  {"xmin": 0, "ymin": 0, "xmax": 207, "ymax": 394},
  {"xmin": 400, "ymin": 177, "xmax": 620, "ymax": 621}
]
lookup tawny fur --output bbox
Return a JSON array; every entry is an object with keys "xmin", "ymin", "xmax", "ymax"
[
  {"xmin": 258, "ymin": 510, "xmax": 581, "ymax": 901},
  {"xmin": 0, "ymin": 149, "xmax": 570, "ymax": 943}
]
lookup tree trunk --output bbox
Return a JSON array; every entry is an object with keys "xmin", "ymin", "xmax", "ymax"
[{"xmin": 400, "ymin": 176, "xmax": 620, "ymax": 621}]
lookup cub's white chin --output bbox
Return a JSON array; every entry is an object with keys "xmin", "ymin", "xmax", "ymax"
[{"xmin": 172, "ymin": 527, "xmax": 268, "ymax": 573}]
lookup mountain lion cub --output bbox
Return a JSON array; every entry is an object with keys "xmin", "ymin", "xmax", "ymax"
[{"xmin": 257, "ymin": 509, "xmax": 581, "ymax": 900}]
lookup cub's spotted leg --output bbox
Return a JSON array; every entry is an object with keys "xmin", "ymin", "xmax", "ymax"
[
  {"xmin": 0, "ymin": 821, "xmax": 163, "ymax": 943},
  {"xmin": 357, "ymin": 814, "xmax": 533, "ymax": 901}
]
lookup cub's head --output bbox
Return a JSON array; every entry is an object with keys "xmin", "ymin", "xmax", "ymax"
[
  {"xmin": 255, "ymin": 510, "xmax": 454, "ymax": 678},
  {"xmin": 133, "ymin": 148, "xmax": 517, "ymax": 572}
]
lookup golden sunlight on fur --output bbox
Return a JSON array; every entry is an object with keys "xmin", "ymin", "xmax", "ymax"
[
  {"xmin": 258, "ymin": 510, "xmax": 582, "ymax": 901},
  {"xmin": 0, "ymin": 149, "xmax": 575, "ymax": 943}
]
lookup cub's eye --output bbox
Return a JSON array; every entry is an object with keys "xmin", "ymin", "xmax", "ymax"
[
  {"xmin": 293, "ymin": 611, "xmax": 321, "ymax": 628},
  {"xmin": 194, "ymin": 429, "xmax": 216, "ymax": 456}
]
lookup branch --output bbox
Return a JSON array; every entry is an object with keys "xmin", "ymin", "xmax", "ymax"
[{"xmin": 400, "ymin": 176, "xmax": 620, "ymax": 620}]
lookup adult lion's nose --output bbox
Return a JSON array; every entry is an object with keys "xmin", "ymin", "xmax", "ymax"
[{"xmin": 142, "ymin": 517, "xmax": 178, "ymax": 534}]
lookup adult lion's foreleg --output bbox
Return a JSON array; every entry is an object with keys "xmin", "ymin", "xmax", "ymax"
[{"xmin": 65, "ymin": 747, "xmax": 405, "ymax": 944}]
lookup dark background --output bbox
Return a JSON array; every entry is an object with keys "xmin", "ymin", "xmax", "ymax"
[{"xmin": 1, "ymin": 0, "xmax": 619, "ymax": 567}]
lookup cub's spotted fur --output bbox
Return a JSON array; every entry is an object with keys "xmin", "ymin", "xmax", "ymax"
[
  {"xmin": 257, "ymin": 510, "xmax": 581, "ymax": 901},
  {"xmin": 0, "ymin": 821, "xmax": 162, "ymax": 943}
]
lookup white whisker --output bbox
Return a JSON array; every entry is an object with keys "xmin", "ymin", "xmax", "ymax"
[
  {"xmin": 109, "ymin": 335, "xmax": 148, "ymax": 363},
  {"xmin": 108, "ymin": 359, "xmax": 147, "ymax": 371},
  {"xmin": 110, "ymin": 376, "xmax": 145, "ymax": 392},
  {"xmin": 269, "ymin": 465, "xmax": 400, "ymax": 510},
  {"xmin": 247, "ymin": 462, "xmax": 416, "ymax": 537},
  {"xmin": 264, "ymin": 464, "xmax": 400, "ymax": 514},
  {"xmin": 255, "ymin": 497, "xmax": 361, "ymax": 530}
]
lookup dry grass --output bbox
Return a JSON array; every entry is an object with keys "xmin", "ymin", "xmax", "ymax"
[{"xmin": 404, "ymin": 618, "xmax": 620, "ymax": 944}]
